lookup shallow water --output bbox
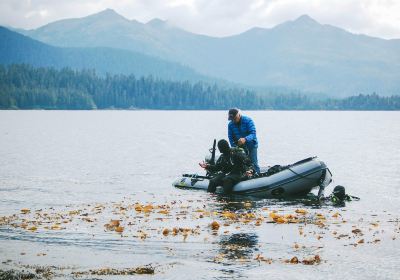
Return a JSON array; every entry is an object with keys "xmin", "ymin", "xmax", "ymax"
[{"xmin": 0, "ymin": 111, "xmax": 399, "ymax": 279}]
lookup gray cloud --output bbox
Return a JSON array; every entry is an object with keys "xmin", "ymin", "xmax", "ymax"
[{"xmin": 0, "ymin": 0, "xmax": 399, "ymax": 39}]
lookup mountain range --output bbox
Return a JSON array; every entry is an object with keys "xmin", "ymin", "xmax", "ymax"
[
  {"xmin": 4, "ymin": 9, "xmax": 400, "ymax": 96},
  {"xmin": 0, "ymin": 26, "xmax": 210, "ymax": 83}
]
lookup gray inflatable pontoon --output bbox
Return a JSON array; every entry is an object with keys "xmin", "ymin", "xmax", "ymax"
[{"xmin": 172, "ymin": 157, "xmax": 332, "ymax": 198}]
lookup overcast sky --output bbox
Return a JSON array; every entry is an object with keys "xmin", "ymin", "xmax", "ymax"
[{"xmin": 1, "ymin": 0, "xmax": 399, "ymax": 39}]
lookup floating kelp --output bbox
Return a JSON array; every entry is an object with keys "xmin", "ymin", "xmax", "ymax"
[{"xmin": 0, "ymin": 196, "xmax": 398, "ymax": 276}]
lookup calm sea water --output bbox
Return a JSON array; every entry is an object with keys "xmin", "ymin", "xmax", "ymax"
[{"xmin": 0, "ymin": 111, "xmax": 399, "ymax": 279}]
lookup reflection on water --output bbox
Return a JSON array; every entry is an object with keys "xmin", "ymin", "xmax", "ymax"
[
  {"xmin": 215, "ymin": 192, "xmax": 347, "ymax": 211},
  {"xmin": 219, "ymin": 233, "xmax": 259, "ymax": 261}
]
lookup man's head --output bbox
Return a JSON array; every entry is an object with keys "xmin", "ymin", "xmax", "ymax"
[
  {"xmin": 217, "ymin": 139, "xmax": 231, "ymax": 154},
  {"xmin": 333, "ymin": 185, "xmax": 346, "ymax": 201},
  {"xmin": 228, "ymin": 108, "xmax": 241, "ymax": 123}
]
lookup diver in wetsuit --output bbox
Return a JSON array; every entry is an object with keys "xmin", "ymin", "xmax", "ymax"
[
  {"xmin": 309, "ymin": 185, "xmax": 360, "ymax": 206},
  {"xmin": 199, "ymin": 139, "xmax": 253, "ymax": 194},
  {"xmin": 326, "ymin": 185, "xmax": 360, "ymax": 204}
]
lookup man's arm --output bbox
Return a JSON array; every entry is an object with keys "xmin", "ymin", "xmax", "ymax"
[
  {"xmin": 199, "ymin": 160, "xmax": 221, "ymax": 172},
  {"xmin": 228, "ymin": 123, "xmax": 236, "ymax": 147},
  {"xmin": 244, "ymin": 118, "xmax": 256, "ymax": 143},
  {"xmin": 207, "ymin": 161, "xmax": 222, "ymax": 172}
]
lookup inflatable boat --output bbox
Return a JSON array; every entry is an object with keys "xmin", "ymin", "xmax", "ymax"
[{"xmin": 172, "ymin": 157, "xmax": 332, "ymax": 198}]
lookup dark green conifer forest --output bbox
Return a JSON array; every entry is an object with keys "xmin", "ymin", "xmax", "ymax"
[{"xmin": 0, "ymin": 64, "xmax": 399, "ymax": 110}]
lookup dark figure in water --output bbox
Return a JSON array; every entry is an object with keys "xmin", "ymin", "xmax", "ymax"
[
  {"xmin": 325, "ymin": 185, "xmax": 360, "ymax": 204},
  {"xmin": 199, "ymin": 139, "xmax": 253, "ymax": 194},
  {"xmin": 308, "ymin": 185, "xmax": 360, "ymax": 206}
]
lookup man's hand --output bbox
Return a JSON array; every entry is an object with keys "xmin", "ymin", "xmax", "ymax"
[
  {"xmin": 199, "ymin": 161, "xmax": 209, "ymax": 169},
  {"xmin": 238, "ymin": 138, "xmax": 246, "ymax": 146}
]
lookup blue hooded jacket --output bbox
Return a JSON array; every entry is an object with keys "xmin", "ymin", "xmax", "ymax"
[{"xmin": 228, "ymin": 115, "xmax": 258, "ymax": 150}]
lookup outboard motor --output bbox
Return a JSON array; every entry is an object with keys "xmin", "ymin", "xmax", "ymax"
[{"xmin": 317, "ymin": 167, "xmax": 333, "ymax": 199}]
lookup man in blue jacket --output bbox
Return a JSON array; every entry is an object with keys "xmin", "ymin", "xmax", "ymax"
[{"xmin": 228, "ymin": 108, "xmax": 260, "ymax": 174}]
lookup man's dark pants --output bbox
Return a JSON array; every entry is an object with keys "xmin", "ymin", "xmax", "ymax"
[
  {"xmin": 248, "ymin": 146, "xmax": 260, "ymax": 174},
  {"xmin": 207, "ymin": 173, "xmax": 242, "ymax": 194}
]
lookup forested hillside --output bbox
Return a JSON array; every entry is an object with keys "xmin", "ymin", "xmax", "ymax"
[{"xmin": 1, "ymin": 65, "xmax": 399, "ymax": 110}]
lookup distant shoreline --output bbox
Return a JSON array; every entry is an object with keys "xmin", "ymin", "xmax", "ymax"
[{"xmin": 1, "ymin": 65, "xmax": 399, "ymax": 111}]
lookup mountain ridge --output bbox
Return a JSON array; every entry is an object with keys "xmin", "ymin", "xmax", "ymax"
[
  {"xmin": 20, "ymin": 9, "xmax": 400, "ymax": 41},
  {"xmin": 0, "ymin": 26, "xmax": 214, "ymax": 83}
]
